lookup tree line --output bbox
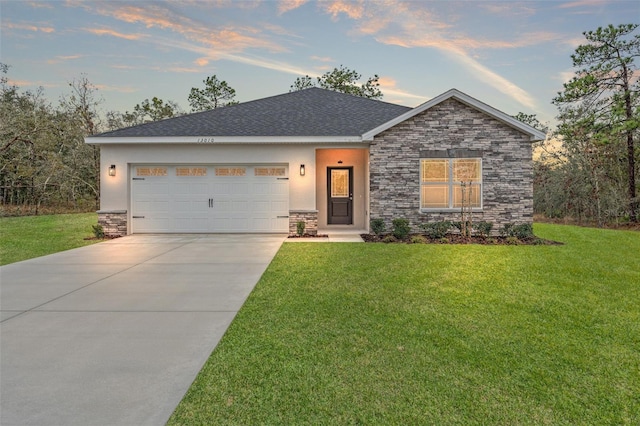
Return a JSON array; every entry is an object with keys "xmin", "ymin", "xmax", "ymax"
[
  {"xmin": 0, "ymin": 65, "xmax": 381, "ymax": 215},
  {"xmin": 535, "ymin": 23, "xmax": 639, "ymax": 225},
  {"xmin": 1, "ymin": 24, "xmax": 638, "ymax": 225}
]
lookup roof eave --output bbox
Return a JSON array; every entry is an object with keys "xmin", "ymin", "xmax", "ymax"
[
  {"xmin": 85, "ymin": 135, "xmax": 366, "ymax": 145},
  {"xmin": 362, "ymin": 88, "xmax": 547, "ymax": 142}
]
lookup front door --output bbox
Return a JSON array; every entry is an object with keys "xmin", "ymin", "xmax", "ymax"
[{"xmin": 327, "ymin": 167, "xmax": 353, "ymax": 225}]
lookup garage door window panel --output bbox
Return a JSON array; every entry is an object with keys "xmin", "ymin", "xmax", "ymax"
[
  {"xmin": 215, "ymin": 167, "xmax": 246, "ymax": 176},
  {"xmin": 255, "ymin": 167, "xmax": 286, "ymax": 177},
  {"xmin": 137, "ymin": 167, "xmax": 167, "ymax": 177},
  {"xmin": 176, "ymin": 167, "xmax": 207, "ymax": 176}
]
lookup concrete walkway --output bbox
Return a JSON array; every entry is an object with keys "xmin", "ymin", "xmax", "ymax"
[
  {"xmin": 285, "ymin": 230, "xmax": 365, "ymax": 243},
  {"xmin": 0, "ymin": 234, "xmax": 285, "ymax": 426}
]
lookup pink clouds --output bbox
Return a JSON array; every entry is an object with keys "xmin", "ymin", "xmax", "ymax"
[
  {"xmin": 278, "ymin": 0, "xmax": 308, "ymax": 15},
  {"xmin": 81, "ymin": 2, "xmax": 287, "ymax": 55},
  {"xmin": 3, "ymin": 21, "xmax": 55, "ymax": 33},
  {"xmin": 314, "ymin": 0, "xmax": 553, "ymax": 109},
  {"xmin": 86, "ymin": 28, "xmax": 146, "ymax": 41}
]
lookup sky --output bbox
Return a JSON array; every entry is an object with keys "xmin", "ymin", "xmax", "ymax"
[{"xmin": 2, "ymin": 0, "xmax": 639, "ymax": 126}]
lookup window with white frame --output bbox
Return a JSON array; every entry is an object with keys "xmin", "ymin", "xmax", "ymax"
[{"xmin": 420, "ymin": 158, "xmax": 482, "ymax": 209}]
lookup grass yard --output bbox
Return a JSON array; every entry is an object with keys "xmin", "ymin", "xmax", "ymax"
[
  {"xmin": 0, "ymin": 213, "xmax": 99, "ymax": 265},
  {"xmin": 169, "ymin": 223, "xmax": 640, "ymax": 425}
]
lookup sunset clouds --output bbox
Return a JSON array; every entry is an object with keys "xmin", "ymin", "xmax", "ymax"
[
  {"xmin": 259, "ymin": 0, "xmax": 569, "ymax": 109},
  {"xmin": 79, "ymin": 2, "xmax": 288, "ymax": 56},
  {"xmin": 2, "ymin": 0, "xmax": 637, "ymax": 121},
  {"xmin": 307, "ymin": 0, "xmax": 564, "ymax": 109},
  {"xmin": 3, "ymin": 21, "xmax": 55, "ymax": 33}
]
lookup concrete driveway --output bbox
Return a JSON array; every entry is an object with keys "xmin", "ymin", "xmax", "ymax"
[{"xmin": 0, "ymin": 234, "xmax": 285, "ymax": 426}]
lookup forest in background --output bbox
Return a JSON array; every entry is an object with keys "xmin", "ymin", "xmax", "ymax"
[{"xmin": 1, "ymin": 24, "xmax": 638, "ymax": 226}]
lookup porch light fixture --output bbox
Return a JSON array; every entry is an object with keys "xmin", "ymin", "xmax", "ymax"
[
  {"xmin": 300, "ymin": 164, "xmax": 305, "ymax": 176},
  {"xmin": 109, "ymin": 164, "xmax": 116, "ymax": 177}
]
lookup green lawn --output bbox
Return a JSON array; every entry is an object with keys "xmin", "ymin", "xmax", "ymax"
[
  {"xmin": 169, "ymin": 223, "xmax": 640, "ymax": 425},
  {"xmin": 0, "ymin": 213, "xmax": 99, "ymax": 265}
]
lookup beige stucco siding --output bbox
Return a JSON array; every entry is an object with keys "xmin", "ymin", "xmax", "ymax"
[
  {"xmin": 315, "ymin": 148, "xmax": 369, "ymax": 230},
  {"xmin": 99, "ymin": 143, "xmax": 318, "ymax": 213}
]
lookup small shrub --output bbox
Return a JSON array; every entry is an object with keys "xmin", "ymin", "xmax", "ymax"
[
  {"xmin": 505, "ymin": 236, "xmax": 520, "ymax": 245},
  {"xmin": 410, "ymin": 235, "xmax": 427, "ymax": 244},
  {"xmin": 92, "ymin": 224, "xmax": 105, "ymax": 239},
  {"xmin": 501, "ymin": 223, "xmax": 534, "ymax": 239},
  {"xmin": 500, "ymin": 223, "xmax": 513, "ymax": 237},
  {"xmin": 392, "ymin": 218, "xmax": 410, "ymax": 240},
  {"xmin": 512, "ymin": 223, "xmax": 534, "ymax": 239},
  {"xmin": 296, "ymin": 221, "xmax": 306, "ymax": 236},
  {"xmin": 382, "ymin": 235, "xmax": 398, "ymax": 243},
  {"xmin": 370, "ymin": 218, "xmax": 386, "ymax": 236},
  {"xmin": 473, "ymin": 221, "xmax": 493, "ymax": 237},
  {"xmin": 452, "ymin": 221, "xmax": 472, "ymax": 233},
  {"xmin": 420, "ymin": 221, "xmax": 452, "ymax": 239},
  {"xmin": 439, "ymin": 237, "xmax": 450, "ymax": 244}
]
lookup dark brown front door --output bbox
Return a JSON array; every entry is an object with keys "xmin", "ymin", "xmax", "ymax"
[{"xmin": 328, "ymin": 167, "xmax": 353, "ymax": 225}]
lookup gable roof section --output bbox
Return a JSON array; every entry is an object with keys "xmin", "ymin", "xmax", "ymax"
[
  {"xmin": 362, "ymin": 88, "xmax": 547, "ymax": 142},
  {"xmin": 89, "ymin": 88, "xmax": 411, "ymax": 143}
]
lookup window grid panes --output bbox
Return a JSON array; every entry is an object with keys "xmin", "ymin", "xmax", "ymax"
[
  {"xmin": 421, "ymin": 159, "xmax": 482, "ymax": 209},
  {"xmin": 331, "ymin": 170, "xmax": 349, "ymax": 197},
  {"xmin": 137, "ymin": 167, "xmax": 167, "ymax": 176},
  {"xmin": 176, "ymin": 167, "xmax": 207, "ymax": 176},
  {"xmin": 255, "ymin": 167, "xmax": 286, "ymax": 177},
  {"xmin": 215, "ymin": 167, "xmax": 246, "ymax": 176}
]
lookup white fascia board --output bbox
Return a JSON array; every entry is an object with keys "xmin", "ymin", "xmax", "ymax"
[
  {"xmin": 85, "ymin": 135, "xmax": 365, "ymax": 145},
  {"xmin": 362, "ymin": 88, "xmax": 547, "ymax": 142}
]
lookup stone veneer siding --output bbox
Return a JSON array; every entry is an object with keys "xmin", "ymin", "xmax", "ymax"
[
  {"xmin": 369, "ymin": 98, "xmax": 533, "ymax": 235},
  {"xmin": 97, "ymin": 210, "xmax": 127, "ymax": 237},
  {"xmin": 289, "ymin": 210, "xmax": 318, "ymax": 236}
]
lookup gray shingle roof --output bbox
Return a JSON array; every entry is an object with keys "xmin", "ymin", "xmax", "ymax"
[{"xmin": 95, "ymin": 88, "xmax": 412, "ymax": 138}]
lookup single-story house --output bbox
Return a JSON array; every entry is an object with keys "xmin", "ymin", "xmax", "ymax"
[{"xmin": 86, "ymin": 87, "xmax": 545, "ymax": 236}]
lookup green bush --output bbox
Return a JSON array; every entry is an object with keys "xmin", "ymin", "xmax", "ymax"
[
  {"xmin": 296, "ymin": 221, "xmax": 306, "ymax": 236},
  {"xmin": 382, "ymin": 235, "xmax": 398, "ymax": 243},
  {"xmin": 501, "ymin": 223, "xmax": 534, "ymax": 239},
  {"xmin": 473, "ymin": 221, "xmax": 493, "ymax": 237},
  {"xmin": 500, "ymin": 223, "xmax": 512, "ymax": 237},
  {"xmin": 513, "ymin": 224, "xmax": 534, "ymax": 239},
  {"xmin": 505, "ymin": 236, "xmax": 521, "ymax": 245},
  {"xmin": 410, "ymin": 235, "xmax": 427, "ymax": 244},
  {"xmin": 420, "ymin": 221, "xmax": 452, "ymax": 239},
  {"xmin": 92, "ymin": 224, "xmax": 105, "ymax": 239},
  {"xmin": 392, "ymin": 218, "xmax": 410, "ymax": 240},
  {"xmin": 452, "ymin": 221, "xmax": 472, "ymax": 233},
  {"xmin": 370, "ymin": 218, "xmax": 386, "ymax": 236}
]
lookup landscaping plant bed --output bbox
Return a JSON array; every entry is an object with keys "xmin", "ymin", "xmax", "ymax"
[
  {"xmin": 361, "ymin": 233, "xmax": 563, "ymax": 245},
  {"xmin": 83, "ymin": 235, "xmax": 122, "ymax": 241},
  {"xmin": 287, "ymin": 234, "xmax": 329, "ymax": 238}
]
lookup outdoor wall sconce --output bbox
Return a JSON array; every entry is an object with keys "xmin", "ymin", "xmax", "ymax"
[
  {"xmin": 300, "ymin": 164, "xmax": 305, "ymax": 176},
  {"xmin": 109, "ymin": 164, "xmax": 116, "ymax": 177}
]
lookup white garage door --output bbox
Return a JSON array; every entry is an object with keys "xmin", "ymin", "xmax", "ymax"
[{"xmin": 130, "ymin": 165, "xmax": 289, "ymax": 233}]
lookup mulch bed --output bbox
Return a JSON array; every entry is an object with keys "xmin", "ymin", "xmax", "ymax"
[
  {"xmin": 287, "ymin": 234, "xmax": 329, "ymax": 238},
  {"xmin": 361, "ymin": 234, "xmax": 563, "ymax": 245},
  {"xmin": 83, "ymin": 235, "xmax": 122, "ymax": 241}
]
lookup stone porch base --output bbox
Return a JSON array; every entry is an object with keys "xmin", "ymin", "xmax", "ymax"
[
  {"xmin": 97, "ymin": 210, "xmax": 127, "ymax": 237},
  {"xmin": 289, "ymin": 210, "xmax": 318, "ymax": 236}
]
